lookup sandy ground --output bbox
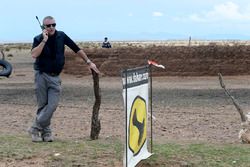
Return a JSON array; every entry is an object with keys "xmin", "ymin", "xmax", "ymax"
[{"xmin": 1, "ymin": 50, "xmax": 250, "ymax": 146}]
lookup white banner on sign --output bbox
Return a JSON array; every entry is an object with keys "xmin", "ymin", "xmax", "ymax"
[{"xmin": 122, "ymin": 66, "xmax": 152, "ymax": 167}]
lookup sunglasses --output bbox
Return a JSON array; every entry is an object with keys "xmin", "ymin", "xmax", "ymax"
[{"xmin": 44, "ymin": 23, "xmax": 56, "ymax": 28}]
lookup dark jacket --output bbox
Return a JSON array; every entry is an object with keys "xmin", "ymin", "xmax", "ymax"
[
  {"xmin": 102, "ymin": 41, "xmax": 112, "ymax": 48},
  {"xmin": 32, "ymin": 31, "xmax": 80, "ymax": 74}
]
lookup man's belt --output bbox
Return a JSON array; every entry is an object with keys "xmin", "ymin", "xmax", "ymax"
[{"xmin": 44, "ymin": 72, "xmax": 59, "ymax": 76}]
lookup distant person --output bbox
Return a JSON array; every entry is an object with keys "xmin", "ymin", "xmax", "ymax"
[
  {"xmin": 28, "ymin": 16, "xmax": 100, "ymax": 142},
  {"xmin": 102, "ymin": 37, "xmax": 112, "ymax": 48}
]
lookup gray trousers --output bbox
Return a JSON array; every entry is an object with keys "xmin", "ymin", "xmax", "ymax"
[{"xmin": 32, "ymin": 71, "xmax": 61, "ymax": 134}]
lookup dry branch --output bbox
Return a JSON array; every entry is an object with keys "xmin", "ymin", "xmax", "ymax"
[
  {"xmin": 218, "ymin": 73, "xmax": 247, "ymax": 122},
  {"xmin": 218, "ymin": 73, "xmax": 250, "ymax": 143},
  {"xmin": 90, "ymin": 69, "xmax": 101, "ymax": 140},
  {"xmin": 0, "ymin": 50, "xmax": 5, "ymax": 60}
]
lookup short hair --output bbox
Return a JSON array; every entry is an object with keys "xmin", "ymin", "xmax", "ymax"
[{"xmin": 43, "ymin": 16, "xmax": 55, "ymax": 24}]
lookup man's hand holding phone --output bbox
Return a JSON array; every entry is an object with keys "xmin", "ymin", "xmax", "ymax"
[{"xmin": 42, "ymin": 29, "xmax": 48, "ymax": 43}]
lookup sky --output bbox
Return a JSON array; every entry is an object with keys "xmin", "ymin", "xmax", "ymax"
[{"xmin": 1, "ymin": 0, "xmax": 250, "ymax": 42}]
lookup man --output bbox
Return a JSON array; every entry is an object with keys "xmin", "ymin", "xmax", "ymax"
[
  {"xmin": 28, "ymin": 16, "xmax": 100, "ymax": 142},
  {"xmin": 102, "ymin": 37, "xmax": 112, "ymax": 48}
]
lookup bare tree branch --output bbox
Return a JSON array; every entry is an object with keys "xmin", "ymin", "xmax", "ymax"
[
  {"xmin": 0, "ymin": 50, "xmax": 5, "ymax": 60},
  {"xmin": 218, "ymin": 73, "xmax": 247, "ymax": 122},
  {"xmin": 90, "ymin": 69, "xmax": 101, "ymax": 140}
]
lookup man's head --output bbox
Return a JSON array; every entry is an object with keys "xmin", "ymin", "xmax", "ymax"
[
  {"xmin": 104, "ymin": 37, "xmax": 108, "ymax": 41},
  {"xmin": 43, "ymin": 16, "xmax": 56, "ymax": 36}
]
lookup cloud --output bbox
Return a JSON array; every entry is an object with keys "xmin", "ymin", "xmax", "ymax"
[
  {"xmin": 176, "ymin": 2, "xmax": 250, "ymax": 22},
  {"xmin": 189, "ymin": 14, "xmax": 206, "ymax": 22},
  {"xmin": 152, "ymin": 12, "xmax": 163, "ymax": 17}
]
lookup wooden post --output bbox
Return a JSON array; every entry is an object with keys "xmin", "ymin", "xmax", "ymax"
[
  {"xmin": 90, "ymin": 69, "xmax": 101, "ymax": 140},
  {"xmin": 188, "ymin": 36, "xmax": 191, "ymax": 47},
  {"xmin": 218, "ymin": 73, "xmax": 250, "ymax": 143},
  {"xmin": 0, "ymin": 50, "xmax": 5, "ymax": 60},
  {"xmin": 218, "ymin": 73, "xmax": 247, "ymax": 122}
]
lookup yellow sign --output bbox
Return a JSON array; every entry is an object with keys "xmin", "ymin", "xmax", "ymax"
[{"xmin": 129, "ymin": 96, "xmax": 147, "ymax": 156}]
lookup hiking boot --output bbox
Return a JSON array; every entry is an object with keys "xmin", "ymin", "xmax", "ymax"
[
  {"xmin": 28, "ymin": 127, "xmax": 42, "ymax": 142},
  {"xmin": 42, "ymin": 133, "xmax": 53, "ymax": 142}
]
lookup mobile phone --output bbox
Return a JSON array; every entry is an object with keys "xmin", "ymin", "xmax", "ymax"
[
  {"xmin": 36, "ymin": 16, "xmax": 44, "ymax": 30},
  {"xmin": 40, "ymin": 25, "xmax": 45, "ymax": 30}
]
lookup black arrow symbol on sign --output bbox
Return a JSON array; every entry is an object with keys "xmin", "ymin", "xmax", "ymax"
[{"xmin": 132, "ymin": 109, "xmax": 145, "ymax": 145}]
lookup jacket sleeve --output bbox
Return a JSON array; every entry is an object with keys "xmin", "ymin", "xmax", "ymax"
[
  {"xmin": 32, "ymin": 35, "xmax": 42, "ymax": 49},
  {"xmin": 64, "ymin": 33, "xmax": 81, "ymax": 53}
]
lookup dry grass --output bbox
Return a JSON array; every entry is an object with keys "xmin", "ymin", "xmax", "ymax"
[{"xmin": 1, "ymin": 40, "xmax": 250, "ymax": 51}]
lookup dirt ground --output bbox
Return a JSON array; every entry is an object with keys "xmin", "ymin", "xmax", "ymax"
[{"xmin": 1, "ymin": 49, "xmax": 250, "ymax": 165}]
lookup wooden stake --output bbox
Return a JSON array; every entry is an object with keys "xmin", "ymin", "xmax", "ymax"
[
  {"xmin": 218, "ymin": 73, "xmax": 247, "ymax": 122},
  {"xmin": 218, "ymin": 73, "xmax": 250, "ymax": 143},
  {"xmin": 90, "ymin": 69, "xmax": 101, "ymax": 140}
]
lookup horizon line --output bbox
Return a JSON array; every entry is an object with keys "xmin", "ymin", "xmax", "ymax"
[{"xmin": 1, "ymin": 39, "xmax": 250, "ymax": 44}]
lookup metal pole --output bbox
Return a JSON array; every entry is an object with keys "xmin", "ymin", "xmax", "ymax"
[
  {"xmin": 125, "ymin": 70, "xmax": 128, "ymax": 167},
  {"xmin": 149, "ymin": 65, "xmax": 153, "ymax": 152}
]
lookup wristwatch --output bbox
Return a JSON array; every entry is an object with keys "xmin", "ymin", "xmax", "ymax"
[{"xmin": 86, "ymin": 59, "xmax": 91, "ymax": 64}]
